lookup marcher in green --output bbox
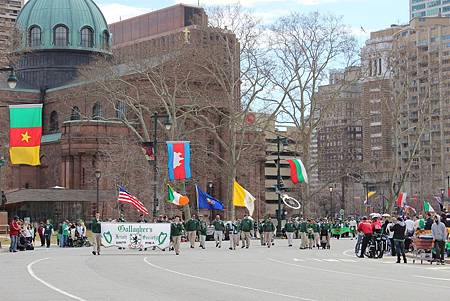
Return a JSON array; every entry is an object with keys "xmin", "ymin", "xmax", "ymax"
[
  {"xmin": 298, "ymin": 219, "xmax": 308, "ymax": 249},
  {"xmin": 284, "ymin": 218, "xmax": 296, "ymax": 247},
  {"xmin": 263, "ymin": 216, "xmax": 275, "ymax": 248},
  {"xmin": 185, "ymin": 214, "xmax": 200, "ymax": 249},
  {"xmin": 91, "ymin": 212, "xmax": 102, "ymax": 255},
  {"xmin": 312, "ymin": 220, "xmax": 320, "ymax": 248},
  {"xmin": 307, "ymin": 220, "xmax": 314, "ymax": 249},
  {"xmin": 171, "ymin": 216, "xmax": 184, "ymax": 255},
  {"xmin": 320, "ymin": 219, "xmax": 331, "ymax": 249},
  {"xmin": 240, "ymin": 214, "xmax": 253, "ymax": 248},
  {"xmin": 258, "ymin": 221, "xmax": 265, "ymax": 246},
  {"xmin": 198, "ymin": 218, "xmax": 207, "ymax": 249},
  {"xmin": 212, "ymin": 215, "xmax": 225, "ymax": 248}
]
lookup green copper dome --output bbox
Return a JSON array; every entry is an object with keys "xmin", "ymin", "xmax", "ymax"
[{"xmin": 15, "ymin": 0, "xmax": 111, "ymax": 54}]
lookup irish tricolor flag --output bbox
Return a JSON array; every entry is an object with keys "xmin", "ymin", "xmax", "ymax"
[
  {"xmin": 287, "ymin": 159, "xmax": 308, "ymax": 184},
  {"xmin": 423, "ymin": 201, "xmax": 435, "ymax": 213},
  {"xmin": 167, "ymin": 185, "xmax": 189, "ymax": 206},
  {"xmin": 9, "ymin": 104, "xmax": 43, "ymax": 166},
  {"xmin": 396, "ymin": 192, "xmax": 407, "ymax": 208}
]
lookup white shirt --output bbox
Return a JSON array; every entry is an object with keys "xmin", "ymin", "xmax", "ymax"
[
  {"xmin": 405, "ymin": 219, "xmax": 414, "ymax": 232},
  {"xmin": 349, "ymin": 220, "xmax": 357, "ymax": 227}
]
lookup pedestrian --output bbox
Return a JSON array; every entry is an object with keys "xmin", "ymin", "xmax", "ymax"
[
  {"xmin": 91, "ymin": 212, "xmax": 102, "ymax": 255},
  {"xmin": 263, "ymin": 216, "xmax": 275, "ymax": 248},
  {"xmin": 185, "ymin": 214, "xmax": 199, "ymax": 249},
  {"xmin": 312, "ymin": 220, "xmax": 320, "ymax": 248},
  {"xmin": 9, "ymin": 216, "xmax": 20, "ymax": 252},
  {"xmin": 258, "ymin": 221, "xmax": 265, "ymax": 246},
  {"xmin": 349, "ymin": 217, "xmax": 357, "ymax": 240},
  {"xmin": 171, "ymin": 216, "xmax": 184, "ymax": 255},
  {"xmin": 37, "ymin": 222, "xmax": 45, "ymax": 247},
  {"xmin": 198, "ymin": 217, "xmax": 207, "ymax": 249},
  {"xmin": 212, "ymin": 215, "xmax": 225, "ymax": 248},
  {"xmin": 431, "ymin": 215, "xmax": 448, "ymax": 265},
  {"xmin": 425, "ymin": 212, "xmax": 433, "ymax": 230},
  {"xmin": 44, "ymin": 219, "xmax": 53, "ymax": 248},
  {"xmin": 228, "ymin": 219, "xmax": 240, "ymax": 250},
  {"xmin": 320, "ymin": 219, "xmax": 331, "ymax": 249},
  {"xmin": 386, "ymin": 218, "xmax": 396, "ymax": 256},
  {"xmin": 240, "ymin": 214, "xmax": 253, "ymax": 249},
  {"xmin": 357, "ymin": 216, "xmax": 373, "ymax": 258},
  {"xmin": 389, "ymin": 217, "xmax": 407, "ymax": 263},
  {"xmin": 59, "ymin": 221, "xmax": 69, "ymax": 248},
  {"xmin": 307, "ymin": 221, "xmax": 314, "ymax": 249},
  {"xmin": 298, "ymin": 218, "xmax": 308, "ymax": 249},
  {"xmin": 284, "ymin": 218, "xmax": 296, "ymax": 247}
]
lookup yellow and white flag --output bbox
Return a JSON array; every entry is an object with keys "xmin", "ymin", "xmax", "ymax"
[{"xmin": 233, "ymin": 180, "xmax": 255, "ymax": 216}]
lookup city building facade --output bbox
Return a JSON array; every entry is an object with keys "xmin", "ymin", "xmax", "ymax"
[
  {"xmin": 0, "ymin": 0, "xmax": 22, "ymax": 61},
  {"xmin": 410, "ymin": 0, "xmax": 450, "ymax": 19}
]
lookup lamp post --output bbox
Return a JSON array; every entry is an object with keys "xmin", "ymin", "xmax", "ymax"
[
  {"xmin": 207, "ymin": 181, "xmax": 214, "ymax": 222},
  {"xmin": 275, "ymin": 136, "xmax": 288, "ymax": 236},
  {"xmin": 150, "ymin": 112, "xmax": 172, "ymax": 218},
  {"xmin": 95, "ymin": 170, "xmax": 101, "ymax": 214},
  {"xmin": 0, "ymin": 67, "xmax": 17, "ymax": 89},
  {"xmin": 329, "ymin": 186, "xmax": 333, "ymax": 218}
]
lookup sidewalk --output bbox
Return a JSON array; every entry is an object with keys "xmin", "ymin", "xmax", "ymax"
[{"xmin": 406, "ymin": 253, "xmax": 450, "ymax": 264}]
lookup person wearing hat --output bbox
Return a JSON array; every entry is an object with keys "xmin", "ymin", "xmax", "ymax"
[
  {"xmin": 357, "ymin": 216, "xmax": 373, "ymax": 258},
  {"xmin": 389, "ymin": 217, "xmax": 407, "ymax": 263}
]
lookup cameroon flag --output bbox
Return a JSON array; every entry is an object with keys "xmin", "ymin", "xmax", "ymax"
[{"xmin": 9, "ymin": 104, "xmax": 43, "ymax": 166}]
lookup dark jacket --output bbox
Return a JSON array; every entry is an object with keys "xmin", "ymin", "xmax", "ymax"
[{"xmin": 390, "ymin": 222, "xmax": 406, "ymax": 240}]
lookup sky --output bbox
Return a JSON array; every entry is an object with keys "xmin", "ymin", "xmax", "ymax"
[{"xmin": 97, "ymin": 0, "xmax": 409, "ymax": 42}]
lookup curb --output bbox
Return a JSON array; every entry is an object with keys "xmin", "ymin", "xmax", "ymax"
[{"xmin": 406, "ymin": 253, "xmax": 450, "ymax": 264}]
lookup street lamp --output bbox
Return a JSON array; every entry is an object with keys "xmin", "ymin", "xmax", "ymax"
[
  {"xmin": 95, "ymin": 170, "xmax": 101, "ymax": 214},
  {"xmin": 275, "ymin": 136, "xmax": 289, "ymax": 236},
  {"xmin": 329, "ymin": 186, "xmax": 333, "ymax": 218},
  {"xmin": 207, "ymin": 181, "xmax": 214, "ymax": 221},
  {"xmin": 150, "ymin": 112, "xmax": 171, "ymax": 218}
]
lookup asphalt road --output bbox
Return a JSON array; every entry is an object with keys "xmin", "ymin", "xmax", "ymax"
[{"xmin": 1, "ymin": 238, "xmax": 449, "ymax": 301}]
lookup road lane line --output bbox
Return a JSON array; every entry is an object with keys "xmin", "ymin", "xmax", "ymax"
[
  {"xmin": 143, "ymin": 257, "xmax": 316, "ymax": 301},
  {"xmin": 27, "ymin": 258, "xmax": 88, "ymax": 301},
  {"xmin": 414, "ymin": 275, "xmax": 450, "ymax": 281},
  {"xmin": 267, "ymin": 258, "xmax": 450, "ymax": 289},
  {"xmin": 342, "ymin": 249, "xmax": 355, "ymax": 257}
]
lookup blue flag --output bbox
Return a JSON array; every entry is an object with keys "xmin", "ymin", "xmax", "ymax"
[{"xmin": 196, "ymin": 185, "xmax": 224, "ymax": 210}]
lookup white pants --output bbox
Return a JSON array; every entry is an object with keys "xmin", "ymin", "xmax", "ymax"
[
  {"xmin": 300, "ymin": 232, "xmax": 307, "ymax": 248},
  {"xmin": 229, "ymin": 233, "xmax": 240, "ymax": 249},
  {"xmin": 214, "ymin": 231, "xmax": 223, "ymax": 247},
  {"xmin": 314, "ymin": 233, "xmax": 320, "ymax": 247},
  {"xmin": 242, "ymin": 231, "xmax": 251, "ymax": 248},
  {"xmin": 187, "ymin": 231, "xmax": 196, "ymax": 247},
  {"xmin": 286, "ymin": 232, "xmax": 294, "ymax": 246}
]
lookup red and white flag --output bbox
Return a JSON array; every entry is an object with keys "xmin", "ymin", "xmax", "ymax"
[
  {"xmin": 167, "ymin": 141, "xmax": 191, "ymax": 181},
  {"xmin": 118, "ymin": 186, "xmax": 149, "ymax": 215},
  {"xmin": 396, "ymin": 192, "xmax": 407, "ymax": 208}
]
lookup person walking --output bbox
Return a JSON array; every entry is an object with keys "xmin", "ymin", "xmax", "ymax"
[
  {"xmin": 185, "ymin": 214, "xmax": 199, "ymax": 249},
  {"xmin": 9, "ymin": 216, "xmax": 20, "ymax": 252},
  {"xmin": 198, "ymin": 218, "xmax": 207, "ymax": 249},
  {"xmin": 240, "ymin": 214, "xmax": 253, "ymax": 249},
  {"xmin": 59, "ymin": 221, "xmax": 69, "ymax": 248},
  {"xmin": 171, "ymin": 216, "xmax": 184, "ymax": 255},
  {"xmin": 431, "ymin": 215, "xmax": 448, "ymax": 265},
  {"xmin": 263, "ymin": 216, "xmax": 275, "ymax": 248},
  {"xmin": 349, "ymin": 218, "xmax": 357, "ymax": 240},
  {"xmin": 312, "ymin": 220, "xmax": 320, "ymax": 248},
  {"xmin": 228, "ymin": 219, "xmax": 240, "ymax": 250},
  {"xmin": 298, "ymin": 218, "xmax": 308, "ymax": 249},
  {"xmin": 258, "ymin": 221, "xmax": 265, "ymax": 246},
  {"xmin": 44, "ymin": 220, "xmax": 53, "ymax": 248},
  {"xmin": 284, "ymin": 218, "xmax": 296, "ymax": 247},
  {"xmin": 91, "ymin": 213, "xmax": 102, "ymax": 255},
  {"xmin": 389, "ymin": 217, "xmax": 407, "ymax": 263},
  {"xmin": 212, "ymin": 215, "xmax": 225, "ymax": 248},
  {"xmin": 357, "ymin": 216, "xmax": 373, "ymax": 258},
  {"xmin": 37, "ymin": 222, "xmax": 45, "ymax": 247}
]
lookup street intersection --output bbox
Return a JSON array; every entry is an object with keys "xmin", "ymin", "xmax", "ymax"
[{"xmin": 1, "ymin": 238, "xmax": 449, "ymax": 301}]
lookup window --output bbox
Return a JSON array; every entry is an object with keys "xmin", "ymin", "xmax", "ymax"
[
  {"xmin": 102, "ymin": 30, "xmax": 110, "ymax": 50},
  {"xmin": 54, "ymin": 25, "xmax": 69, "ymax": 46},
  {"xmin": 80, "ymin": 27, "xmax": 93, "ymax": 47},
  {"xmin": 49, "ymin": 111, "xmax": 59, "ymax": 131},
  {"xmin": 70, "ymin": 106, "xmax": 81, "ymax": 120},
  {"xmin": 92, "ymin": 102, "xmax": 103, "ymax": 119},
  {"xmin": 29, "ymin": 26, "xmax": 41, "ymax": 47},
  {"xmin": 116, "ymin": 101, "xmax": 126, "ymax": 119}
]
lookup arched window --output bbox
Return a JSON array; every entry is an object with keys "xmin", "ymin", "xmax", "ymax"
[
  {"xmin": 92, "ymin": 102, "xmax": 103, "ymax": 120},
  {"xmin": 70, "ymin": 106, "xmax": 81, "ymax": 120},
  {"xmin": 54, "ymin": 25, "xmax": 69, "ymax": 47},
  {"xmin": 29, "ymin": 26, "xmax": 41, "ymax": 47},
  {"xmin": 49, "ymin": 111, "xmax": 59, "ymax": 131},
  {"xmin": 102, "ymin": 30, "xmax": 110, "ymax": 50},
  {"xmin": 116, "ymin": 101, "xmax": 126, "ymax": 119},
  {"xmin": 80, "ymin": 27, "xmax": 93, "ymax": 48}
]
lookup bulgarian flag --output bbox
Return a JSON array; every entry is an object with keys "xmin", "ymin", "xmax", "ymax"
[
  {"xmin": 396, "ymin": 192, "xmax": 407, "ymax": 208},
  {"xmin": 167, "ymin": 185, "xmax": 189, "ymax": 206},
  {"xmin": 287, "ymin": 159, "xmax": 308, "ymax": 184},
  {"xmin": 9, "ymin": 104, "xmax": 43, "ymax": 166},
  {"xmin": 423, "ymin": 200, "xmax": 435, "ymax": 213}
]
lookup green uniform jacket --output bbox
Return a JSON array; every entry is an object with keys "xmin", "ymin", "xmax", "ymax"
[
  {"xmin": 212, "ymin": 220, "xmax": 225, "ymax": 231},
  {"xmin": 241, "ymin": 218, "xmax": 253, "ymax": 232},
  {"xmin": 263, "ymin": 220, "xmax": 275, "ymax": 232},
  {"xmin": 285, "ymin": 222, "xmax": 296, "ymax": 232},
  {"xmin": 312, "ymin": 224, "xmax": 320, "ymax": 233},
  {"xmin": 171, "ymin": 223, "xmax": 184, "ymax": 237},
  {"xmin": 298, "ymin": 222, "xmax": 307, "ymax": 232},
  {"xmin": 91, "ymin": 219, "xmax": 101, "ymax": 234},
  {"xmin": 185, "ymin": 219, "xmax": 199, "ymax": 231},
  {"xmin": 198, "ymin": 221, "xmax": 207, "ymax": 236}
]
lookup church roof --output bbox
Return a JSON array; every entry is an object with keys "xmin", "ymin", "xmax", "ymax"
[{"xmin": 15, "ymin": 0, "xmax": 111, "ymax": 54}]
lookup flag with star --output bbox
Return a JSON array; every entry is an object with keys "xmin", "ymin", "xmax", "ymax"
[{"xmin": 9, "ymin": 104, "xmax": 43, "ymax": 166}]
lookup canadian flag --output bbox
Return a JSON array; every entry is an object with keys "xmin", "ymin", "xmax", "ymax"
[
  {"xmin": 396, "ymin": 192, "xmax": 407, "ymax": 208},
  {"xmin": 167, "ymin": 141, "xmax": 191, "ymax": 181}
]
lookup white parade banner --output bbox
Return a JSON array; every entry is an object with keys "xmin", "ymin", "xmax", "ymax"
[{"xmin": 100, "ymin": 223, "xmax": 171, "ymax": 250}]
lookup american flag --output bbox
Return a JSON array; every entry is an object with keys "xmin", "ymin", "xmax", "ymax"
[{"xmin": 117, "ymin": 186, "xmax": 149, "ymax": 215}]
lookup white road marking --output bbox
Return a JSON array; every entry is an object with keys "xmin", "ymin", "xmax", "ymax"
[
  {"xmin": 27, "ymin": 258, "xmax": 88, "ymax": 301},
  {"xmin": 268, "ymin": 258, "xmax": 450, "ymax": 289},
  {"xmin": 293, "ymin": 258, "xmax": 305, "ymax": 262},
  {"xmin": 342, "ymin": 249, "xmax": 356, "ymax": 257},
  {"xmin": 144, "ymin": 257, "xmax": 316, "ymax": 301},
  {"xmin": 323, "ymin": 259, "xmax": 339, "ymax": 262},
  {"xmin": 427, "ymin": 267, "xmax": 450, "ymax": 270},
  {"xmin": 340, "ymin": 259, "xmax": 357, "ymax": 263},
  {"xmin": 414, "ymin": 275, "xmax": 450, "ymax": 281}
]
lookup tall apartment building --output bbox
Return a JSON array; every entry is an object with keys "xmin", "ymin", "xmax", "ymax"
[
  {"xmin": 0, "ymin": 0, "xmax": 22, "ymax": 59},
  {"xmin": 410, "ymin": 0, "xmax": 450, "ymax": 19}
]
